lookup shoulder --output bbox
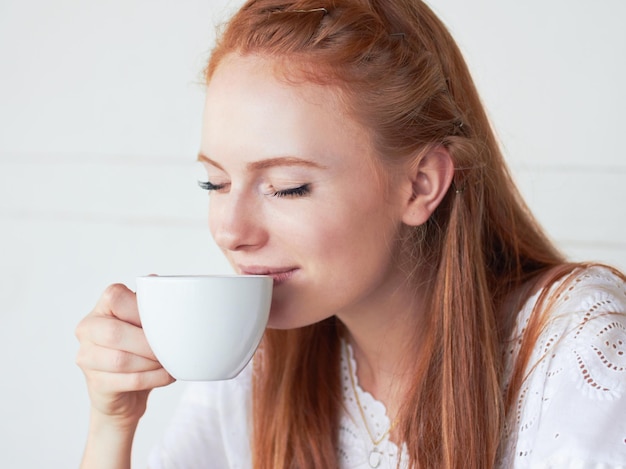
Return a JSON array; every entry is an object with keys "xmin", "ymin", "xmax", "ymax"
[
  {"xmin": 509, "ymin": 264, "xmax": 626, "ymax": 400},
  {"xmin": 526, "ymin": 264, "xmax": 625, "ymax": 320},
  {"xmin": 550, "ymin": 264, "xmax": 626, "ymax": 316},
  {"xmin": 502, "ymin": 265, "xmax": 626, "ymax": 467},
  {"xmin": 511, "ymin": 265, "xmax": 626, "ymax": 355},
  {"xmin": 539, "ymin": 265, "xmax": 626, "ymax": 399}
]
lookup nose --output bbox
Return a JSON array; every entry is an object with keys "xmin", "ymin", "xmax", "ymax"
[{"xmin": 209, "ymin": 191, "xmax": 268, "ymax": 252}]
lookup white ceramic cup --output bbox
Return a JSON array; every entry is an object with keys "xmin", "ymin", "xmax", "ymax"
[{"xmin": 135, "ymin": 275, "xmax": 272, "ymax": 381}]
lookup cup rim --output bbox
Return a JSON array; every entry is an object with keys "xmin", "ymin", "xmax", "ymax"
[{"xmin": 136, "ymin": 274, "xmax": 271, "ymax": 279}]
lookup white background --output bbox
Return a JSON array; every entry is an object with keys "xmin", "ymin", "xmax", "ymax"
[{"xmin": 1, "ymin": 1, "xmax": 624, "ymax": 467}]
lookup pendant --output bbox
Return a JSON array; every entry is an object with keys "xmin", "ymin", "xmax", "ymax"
[{"xmin": 368, "ymin": 447, "xmax": 383, "ymax": 468}]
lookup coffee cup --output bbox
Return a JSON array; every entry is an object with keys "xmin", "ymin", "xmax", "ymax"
[{"xmin": 135, "ymin": 275, "xmax": 272, "ymax": 381}]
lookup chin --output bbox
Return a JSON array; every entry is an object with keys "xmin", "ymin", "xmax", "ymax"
[
  {"xmin": 265, "ymin": 314, "xmax": 301, "ymax": 331},
  {"xmin": 265, "ymin": 307, "xmax": 321, "ymax": 331}
]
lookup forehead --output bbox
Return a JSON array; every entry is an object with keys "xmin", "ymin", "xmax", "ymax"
[
  {"xmin": 205, "ymin": 54, "xmax": 348, "ymax": 128},
  {"xmin": 201, "ymin": 54, "xmax": 375, "ymax": 167},
  {"xmin": 208, "ymin": 53, "xmax": 343, "ymax": 105}
]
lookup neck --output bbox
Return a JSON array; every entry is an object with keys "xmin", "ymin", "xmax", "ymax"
[{"xmin": 337, "ymin": 274, "xmax": 428, "ymax": 417}]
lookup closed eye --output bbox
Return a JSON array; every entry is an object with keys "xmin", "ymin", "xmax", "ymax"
[
  {"xmin": 272, "ymin": 184, "xmax": 311, "ymax": 198},
  {"xmin": 198, "ymin": 180, "xmax": 226, "ymax": 191},
  {"xmin": 199, "ymin": 180, "xmax": 310, "ymax": 197}
]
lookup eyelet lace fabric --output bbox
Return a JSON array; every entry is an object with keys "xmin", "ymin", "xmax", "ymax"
[
  {"xmin": 148, "ymin": 265, "xmax": 626, "ymax": 469},
  {"xmin": 498, "ymin": 266, "xmax": 626, "ymax": 468}
]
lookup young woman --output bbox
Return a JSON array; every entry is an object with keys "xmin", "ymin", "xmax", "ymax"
[{"xmin": 75, "ymin": 1, "xmax": 626, "ymax": 468}]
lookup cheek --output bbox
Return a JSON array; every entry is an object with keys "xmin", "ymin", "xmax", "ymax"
[
  {"xmin": 300, "ymin": 208, "xmax": 396, "ymax": 264},
  {"xmin": 283, "ymin": 205, "xmax": 345, "ymax": 244}
]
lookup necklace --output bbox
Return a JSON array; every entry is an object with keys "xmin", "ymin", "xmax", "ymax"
[{"xmin": 344, "ymin": 342, "xmax": 397, "ymax": 468}]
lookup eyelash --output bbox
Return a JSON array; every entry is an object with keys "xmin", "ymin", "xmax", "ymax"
[
  {"xmin": 198, "ymin": 181, "xmax": 224, "ymax": 191},
  {"xmin": 272, "ymin": 184, "xmax": 311, "ymax": 198},
  {"xmin": 197, "ymin": 181, "xmax": 311, "ymax": 198}
]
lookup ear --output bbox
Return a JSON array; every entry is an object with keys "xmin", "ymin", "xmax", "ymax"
[{"xmin": 400, "ymin": 145, "xmax": 454, "ymax": 226}]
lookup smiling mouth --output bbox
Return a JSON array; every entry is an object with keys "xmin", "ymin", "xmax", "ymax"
[{"xmin": 239, "ymin": 266, "xmax": 298, "ymax": 285}]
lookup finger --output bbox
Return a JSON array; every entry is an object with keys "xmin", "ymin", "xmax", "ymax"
[
  {"xmin": 94, "ymin": 283, "xmax": 141, "ymax": 327},
  {"xmin": 77, "ymin": 315, "xmax": 157, "ymax": 361},
  {"xmin": 88, "ymin": 368, "xmax": 176, "ymax": 394},
  {"xmin": 77, "ymin": 343, "xmax": 162, "ymax": 374}
]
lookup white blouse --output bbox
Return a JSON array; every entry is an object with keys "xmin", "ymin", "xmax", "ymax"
[{"xmin": 148, "ymin": 266, "xmax": 626, "ymax": 468}]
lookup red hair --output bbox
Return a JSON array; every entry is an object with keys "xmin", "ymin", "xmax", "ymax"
[{"xmin": 205, "ymin": 1, "xmax": 573, "ymax": 467}]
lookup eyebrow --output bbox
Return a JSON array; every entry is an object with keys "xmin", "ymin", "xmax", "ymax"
[{"xmin": 197, "ymin": 153, "xmax": 327, "ymax": 171}]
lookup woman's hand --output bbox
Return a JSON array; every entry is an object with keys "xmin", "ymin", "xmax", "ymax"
[{"xmin": 75, "ymin": 283, "xmax": 175, "ymax": 427}]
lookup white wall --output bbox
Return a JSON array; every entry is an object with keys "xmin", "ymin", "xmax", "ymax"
[{"xmin": 0, "ymin": 1, "xmax": 624, "ymax": 467}]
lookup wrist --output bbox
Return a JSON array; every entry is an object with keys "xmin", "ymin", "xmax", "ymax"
[
  {"xmin": 80, "ymin": 408, "xmax": 140, "ymax": 469},
  {"xmin": 89, "ymin": 406, "xmax": 141, "ymax": 433}
]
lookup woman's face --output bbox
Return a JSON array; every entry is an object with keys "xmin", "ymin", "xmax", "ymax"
[{"xmin": 200, "ymin": 54, "xmax": 412, "ymax": 329}]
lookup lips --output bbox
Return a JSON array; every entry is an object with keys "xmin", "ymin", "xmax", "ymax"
[{"xmin": 239, "ymin": 265, "xmax": 298, "ymax": 285}]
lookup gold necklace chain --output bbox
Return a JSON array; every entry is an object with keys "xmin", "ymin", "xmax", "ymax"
[{"xmin": 344, "ymin": 341, "xmax": 397, "ymax": 447}]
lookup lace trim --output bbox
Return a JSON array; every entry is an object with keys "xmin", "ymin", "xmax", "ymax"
[{"xmin": 338, "ymin": 339, "xmax": 408, "ymax": 468}]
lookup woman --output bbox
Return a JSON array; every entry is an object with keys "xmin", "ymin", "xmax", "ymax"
[{"xmin": 75, "ymin": 1, "xmax": 626, "ymax": 468}]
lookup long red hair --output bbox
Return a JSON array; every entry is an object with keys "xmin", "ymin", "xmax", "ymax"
[{"xmin": 205, "ymin": 1, "xmax": 572, "ymax": 467}]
